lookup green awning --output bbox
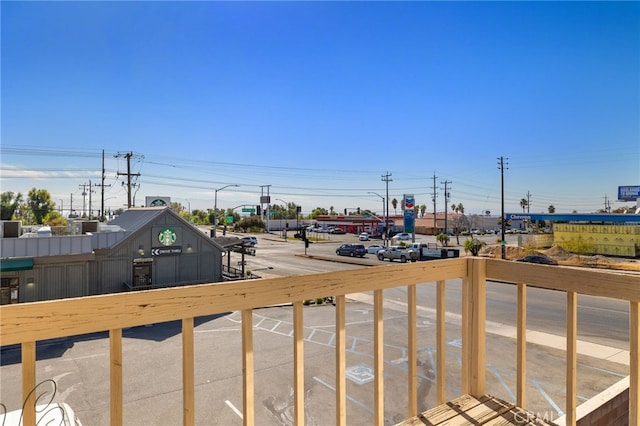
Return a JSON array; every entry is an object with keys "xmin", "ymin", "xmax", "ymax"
[{"xmin": 0, "ymin": 258, "xmax": 34, "ymax": 272}]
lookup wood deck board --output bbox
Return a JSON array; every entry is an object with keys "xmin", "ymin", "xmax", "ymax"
[{"xmin": 396, "ymin": 394, "xmax": 559, "ymax": 426}]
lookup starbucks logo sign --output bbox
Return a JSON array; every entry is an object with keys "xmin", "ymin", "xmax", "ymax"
[
  {"xmin": 158, "ymin": 228, "xmax": 177, "ymax": 246},
  {"xmin": 150, "ymin": 199, "xmax": 167, "ymax": 206}
]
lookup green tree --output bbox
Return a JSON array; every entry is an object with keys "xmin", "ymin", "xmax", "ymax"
[
  {"xmin": 310, "ymin": 207, "xmax": 328, "ymax": 219},
  {"xmin": 436, "ymin": 233, "xmax": 450, "ymax": 247},
  {"xmin": 46, "ymin": 210, "xmax": 66, "ymax": 226},
  {"xmin": 170, "ymin": 201, "xmax": 184, "ymax": 213},
  {"xmin": 419, "ymin": 204, "xmax": 427, "ymax": 218},
  {"xmin": 235, "ymin": 216, "xmax": 265, "ymax": 232},
  {"xmin": 1, "ymin": 191, "xmax": 23, "ymax": 220},
  {"xmin": 28, "ymin": 188, "xmax": 55, "ymax": 224},
  {"xmin": 391, "ymin": 198, "xmax": 398, "ymax": 214},
  {"xmin": 463, "ymin": 238, "xmax": 486, "ymax": 256}
]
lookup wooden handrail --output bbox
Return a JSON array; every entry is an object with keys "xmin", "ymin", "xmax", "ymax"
[{"xmin": 1, "ymin": 258, "xmax": 638, "ymax": 426}]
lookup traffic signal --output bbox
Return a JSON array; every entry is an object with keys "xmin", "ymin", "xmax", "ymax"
[{"xmin": 256, "ymin": 205, "xmax": 261, "ymax": 215}]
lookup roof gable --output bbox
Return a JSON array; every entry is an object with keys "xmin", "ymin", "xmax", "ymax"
[
  {"xmin": 109, "ymin": 207, "xmax": 167, "ymax": 233},
  {"xmin": 108, "ymin": 207, "xmax": 224, "ymax": 251}
]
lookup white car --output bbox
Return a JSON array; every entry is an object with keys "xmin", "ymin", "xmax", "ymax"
[
  {"xmin": 393, "ymin": 233, "xmax": 412, "ymax": 241},
  {"xmin": 359, "ymin": 233, "xmax": 370, "ymax": 241},
  {"xmin": 366, "ymin": 244, "xmax": 386, "ymax": 254},
  {"xmin": 241, "ymin": 236, "xmax": 257, "ymax": 246}
]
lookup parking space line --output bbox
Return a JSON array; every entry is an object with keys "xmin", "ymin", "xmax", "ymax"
[{"xmin": 225, "ymin": 400, "xmax": 243, "ymax": 419}]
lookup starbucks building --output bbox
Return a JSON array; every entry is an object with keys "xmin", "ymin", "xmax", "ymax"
[{"xmin": 0, "ymin": 207, "xmax": 225, "ymax": 303}]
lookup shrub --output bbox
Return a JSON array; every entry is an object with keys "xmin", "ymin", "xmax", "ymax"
[
  {"xmin": 463, "ymin": 238, "xmax": 486, "ymax": 256},
  {"xmin": 436, "ymin": 233, "xmax": 450, "ymax": 246}
]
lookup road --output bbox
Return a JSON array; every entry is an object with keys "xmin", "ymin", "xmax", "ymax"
[{"xmin": 242, "ymin": 232, "xmax": 631, "ymax": 350}]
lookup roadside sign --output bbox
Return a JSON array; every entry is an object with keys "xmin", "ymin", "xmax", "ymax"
[
  {"xmin": 226, "ymin": 215, "xmax": 234, "ymax": 224},
  {"xmin": 242, "ymin": 208, "xmax": 256, "ymax": 213}
]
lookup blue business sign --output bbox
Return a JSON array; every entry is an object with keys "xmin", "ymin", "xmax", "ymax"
[
  {"xmin": 618, "ymin": 186, "xmax": 640, "ymax": 201},
  {"xmin": 403, "ymin": 194, "xmax": 415, "ymax": 233}
]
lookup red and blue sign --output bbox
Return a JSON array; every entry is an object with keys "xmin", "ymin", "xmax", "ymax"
[{"xmin": 403, "ymin": 194, "xmax": 415, "ymax": 234}]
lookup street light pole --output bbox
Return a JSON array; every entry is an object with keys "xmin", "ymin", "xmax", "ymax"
[
  {"xmin": 213, "ymin": 184, "xmax": 239, "ymax": 238},
  {"xmin": 275, "ymin": 198, "xmax": 289, "ymax": 218},
  {"xmin": 381, "ymin": 172, "xmax": 392, "ymax": 246}
]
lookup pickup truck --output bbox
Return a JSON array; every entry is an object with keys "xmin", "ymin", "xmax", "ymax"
[{"xmin": 377, "ymin": 246, "xmax": 418, "ymax": 263}]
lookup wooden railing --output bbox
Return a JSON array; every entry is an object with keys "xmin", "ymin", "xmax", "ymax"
[{"xmin": 1, "ymin": 257, "xmax": 638, "ymax": 425}]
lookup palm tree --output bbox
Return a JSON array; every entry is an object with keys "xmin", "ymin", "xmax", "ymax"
[
  {"xmin": 520, "ymin": 198, "xmax": 528, "ymax": 213},
  {"xmin": 450, "ymin": 203, "xmax": 465, "ymax": 244},
  {"xmin": 548, "ymin": 205, "xmax": 555, "ymax": 213},
  {"xmin": 391, "ymin": 198, "xmax": 398, "ymax": 215},
  {"xmin": 420, "ymin": 204, "xmax": 427, "ymax": 218}
]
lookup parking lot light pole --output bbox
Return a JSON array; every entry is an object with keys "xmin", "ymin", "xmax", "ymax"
[{"xmin": 213, "ymin": 184, "xmax": 239, "ymax": 238}]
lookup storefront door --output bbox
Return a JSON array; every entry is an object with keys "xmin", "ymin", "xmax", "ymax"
[{"xmin": 1, "ymin": 277, "xmax": 20, "ymax": 305}]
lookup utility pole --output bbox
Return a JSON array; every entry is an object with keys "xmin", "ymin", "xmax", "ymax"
[
  {"xmin": 431, "ymin": 173, "xmax": 437, "ymax": 236},
  {"xmin": 95, "ymin": 149, "xmax": 112, "ymax": 220},
  {"xmin": 88, "ymin": 180, "xmax": 93, "ymax": 219},
  {"xmin": 70, "ymin": 193, "xmax": 74, "ymax": 217},
  {"xmin": 604, "ymin": 195, "xmax": 611, "ymax": 212},
  {"xmin": 381, "ymin": 172, "xmax": 392, "ymax": 246},
  {"xmin": 115, "ymin": 152, "xmax": 141, "ymax": 208},
  {"xmin": 526, "ymin": 190, "xmax": 531, "ymax": 214},
  {"xmin": 79, "ymin": 182, "xmax": 90, "ymax": 217},
  {"xmin": 441, "ymin": 180, "xmax": 451, "ymax": 237},
  {"xmin": 498, "ymin": 156, "xmax": 509, "ymax": 259}
]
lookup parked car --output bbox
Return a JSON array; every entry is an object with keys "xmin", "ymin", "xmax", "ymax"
[
  {"xmin": 516, "ymin": 255, "xmax": 558, "ymax": 265},
  {"xmin": 241, "ymin": 236, "xmax": 258, "ymax": 247},
  {"xmin": 393, "ymin": 233, "xmax": 411, "ymax": 241},
  {"xmin": 336, "ymin": 244, "xmax": 366, "ymax": 257},
  {"xmin": 330, "ymin": 227, "xmax": 346, "ymax": 234},
  {"xmin": 359, "ymin": 233, "xmax": 370, "ymax": 241},
  {"xmin": 366, "ymin": 244, "xmax": 386, "ymax": 254}
]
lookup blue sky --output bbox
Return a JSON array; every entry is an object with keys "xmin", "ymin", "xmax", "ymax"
[{"xmin": 2, "ymin": 1, "xmax": 638, "ymax": 217}]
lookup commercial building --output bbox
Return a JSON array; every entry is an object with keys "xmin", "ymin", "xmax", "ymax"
[{"xmin": 0, "ymin": 207, "xmax": 225, "ymax": 304}]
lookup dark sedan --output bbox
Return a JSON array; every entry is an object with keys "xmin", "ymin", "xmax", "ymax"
[
  {"xmin": 336, "ymin": 244, "xmax": 366, "ymax": 257},
  {"xmin": 516, "ymin": 255, "xmax": 558, "ymax": 265}
]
